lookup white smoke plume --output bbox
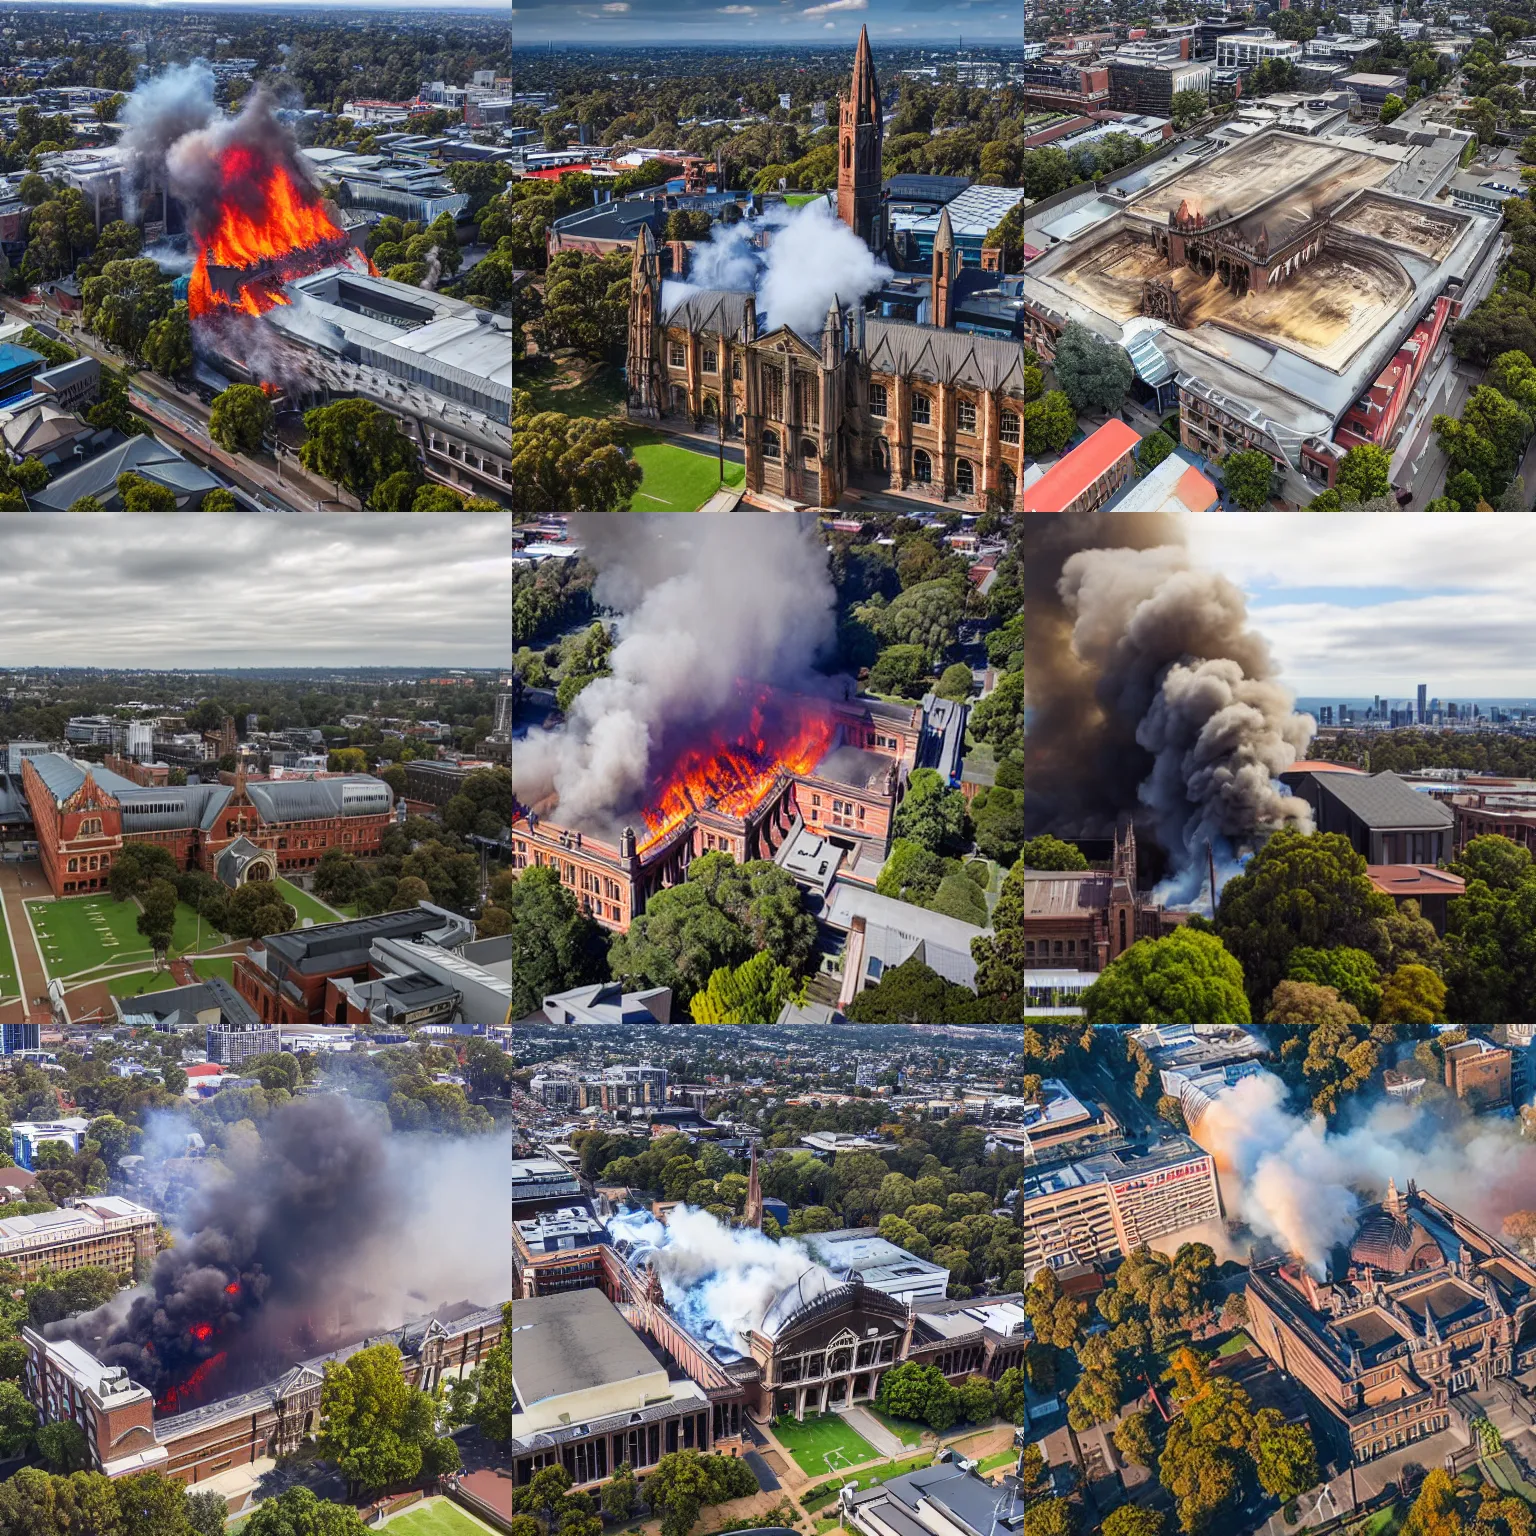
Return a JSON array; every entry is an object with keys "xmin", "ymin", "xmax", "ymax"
[
  {"xmin": 422, "ymin": 245, "xmax": 443, "ymax": 292},
  {"xmin": 117, "ymin": 62, "xmax": 218, "ymax": 223},
  {"xmin": 513, "ymin": 515, "xmax": 838, "ymax": 829},
  {"xmin": 1056, "ymin": 544, "xmax": 1317, "ymax": 906},
  {"xmin": 661, "ymin": 198, "xmax": 892, "ymax": 342},
  {"xmin": 608, "ymin": 1206, "xmax": 816, "ymax": 1351},
  {"xmin": 1193, "ymin": 1071, "xmax": 1536, "ymax": 1276}
]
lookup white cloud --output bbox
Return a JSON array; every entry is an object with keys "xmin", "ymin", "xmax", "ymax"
[
  {"xmin": 802, "ymin": 0, "xmax": 866, "ymax": 14},
  {"xmin": 718, "ymin": 5, "xmax": 756, "ymax": 11},
  {"xmin": 824, "ymin": 18, "xmax": 835, "ymax": 24},
  {"xmin": 602, "ymin": 4, "xmax": 629, "ymax": 10}
]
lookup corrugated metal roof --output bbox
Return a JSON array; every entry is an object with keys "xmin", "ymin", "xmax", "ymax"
[
  {"xmin": 864, "ymin": 318, "xmax": 1030, "ymax": 394},
  {"xmin": 244, "ymin": 777, "xmax": 393, "ymax": 823},
  {"xmin": 662, "ymin": 287, "xmax": 753, "ymax": 338}
]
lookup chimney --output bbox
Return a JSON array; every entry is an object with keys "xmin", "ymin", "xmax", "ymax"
[
  {"xmin": 980, "ymin": 246, "xmax": 1003, "ymax": 274},
  {"xmin": 620, "ymin": 826, "xmax": 637, "ymax": 859},
  {"xmin": 668, "ymin": 239, "xmax": 688, "ymax": 278}
]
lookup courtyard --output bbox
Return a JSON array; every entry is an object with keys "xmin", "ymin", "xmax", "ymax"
[
  {"xmin": 770, "ymin": 1413, "xmax": 882, "ymax": 1478},
  {"xmin": 27, "ymin": 895, "xmax": 227, "ymax": 980},
  {"xmin": 628, "ymin": 437, "xmax": 745, "ymax": 509}
]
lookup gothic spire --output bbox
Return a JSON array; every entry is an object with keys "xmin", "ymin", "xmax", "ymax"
[{"xmin": 850, "ymin": 25, "xmax": 880, "ymax": 123}]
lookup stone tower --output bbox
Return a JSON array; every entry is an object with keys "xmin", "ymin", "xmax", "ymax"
[
  {"xmin": 932, "ymin": 206, "xmax": 957, "ymax": 329},
  {"xmin": 626, "ymin": 223, "xmax": 663, "ymax": 418},
  {"xmin": 744, "ymin": 1142, "xmax": 763, "ymax": 1231},
  {"xmin": 837, "ymin": 25, "xmax": 885, "ymax": 256}
]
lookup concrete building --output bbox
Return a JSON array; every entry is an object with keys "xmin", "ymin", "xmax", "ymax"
[
  {"xmin": 1013, "ymin": 1137, "xmax": 1222, "ymax": 1274},
  {"xmin": 1443, "ymin": 1036, "xmax": 1512, "ymax": 1111},
  {"xmin": 845, "ymin": 1461, "xmax": 1027, "ymax": 1536},
  {"xmin": 1279, "ymin": 766, "xmax": 1455, "ymax": 864},
  {"xmin": 11, "ymin": 1117, "xmax": 90, "ymax": 1169},
  {"xmin": 801, "ymin": 1228, "xmax": 951, "ymax": 1305},
  {"xmin": 0, "ymin": 1195, "xmax": 156, "ymax": 1282},
  {"xmin": 1245, "ymin": 1182, "xmax": 1536, "ymax": 1464},
  {"xmin": 529, "ymin": 1065, "xmax": 667, "ymax": 1111},
  {"xmin": 509, "ymin": 1288, "xmax": 721, "ymax": 1490},
  {"xmin": 512, "ymin": 1156, "xmax": 611, "ymax": 1298}
]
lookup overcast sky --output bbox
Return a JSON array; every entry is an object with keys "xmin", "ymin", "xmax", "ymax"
[
  {"xmin": 1180, "ymin": 513, "xmax": 1536, "ymax": 699},
  {"xmin": 0, "ymin": 515, "xmax": 511, "ymax": 668},
  {"xmin": 511, "ymin": 0, "xmax": 1020, "ymax": 45}
]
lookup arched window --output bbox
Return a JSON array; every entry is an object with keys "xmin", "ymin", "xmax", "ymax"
[
  {"xmin": 762, "ymin": 428, "xmax": 780, "ymax": 460},
  {"xmin": 912, "ymin": 448, "xmax": 932, "ymax": 483},
  {"xmin": 80, "ymin": 817, "xmax": 101, "ymax": 836},
  {"xmin": 703, "ymin": 395, "xmax": 718, "ymax": 418},
  {"xmin": 955, "ymin": 458, "xmax": 974, "ymax": 496},
  {"xmin": 842, "ymin": 140, "xmax": 850, "ymax": 169},
  {"xmin": 999, "ymin": 462, "xmax": 1017, "ymax": 507},
  {"xmin": 801, "ymin": 437, "xmax": 818, "ymax": 464}
]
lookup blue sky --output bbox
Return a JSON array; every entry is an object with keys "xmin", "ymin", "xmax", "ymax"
[
  {"xmin": 1185, "ymin": 514, "xmax": 1536, "ymax": 696},
  {"xmin": 510, "ymin": 0, "xmax": 1022, "ymax": 46}
]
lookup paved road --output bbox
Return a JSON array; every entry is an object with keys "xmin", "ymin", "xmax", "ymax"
[{"xmin": 743, "ymin": 1450, "xmax": 780, "ymax": 1492}]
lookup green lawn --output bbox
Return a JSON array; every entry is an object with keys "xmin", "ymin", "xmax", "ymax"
[
  {"xmin": 1216, "ymin": 1331, "xmax": 1255, "ymax": 1357},
  {"xmin": 773, "ymin": 1413, "xmax": 881, "ymax": 1478},
  {"xmin": 379, "ymin": 1500, "xmax": 500, "ymax": 1536},
  {"xmin": 103, "ymin": 969, "xmax": 183, "ymax": 1000},
  {"xmin": 520, "ymin": 363, "xmax": 627, "ymax": 420},
  {"xmin": 627, "ymin": 438, "xmax": 745, "ymax": 509},
  {"xmin": 866, "ymin": 1405, "xmax": 926, "ymax": 1448},
  {"xmin": 784, "ymin": 193, "xmax": 822, "ymax": 206},
  {"xmin": 974, "ymin": 1449, "xmax": 1018, "ymax": 1474},
  {"xmin": 0, "ymin": 910, "xmax": 16, "ymax": 999},
  {"xmin": 276, "ymin": 878, "xmax": 346, "ymax": 927},
  {"xmin": 801, "ymin": 1452, "xmax": 935, "ymax": 1510},
  {"xmin": 191, "ymin": 956, "xmax": 236, "ymax": 985},
  {"xmin": 29, "ymin": 896, "xmax": 228, "ymax": 979}
]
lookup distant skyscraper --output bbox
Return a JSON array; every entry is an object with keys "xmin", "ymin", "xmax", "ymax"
[{"xmin": 1417, "ymin": 683, "xmax": 1427, "ymax": 724}]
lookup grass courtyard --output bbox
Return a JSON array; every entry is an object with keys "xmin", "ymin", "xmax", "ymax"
[
  {"xmin": 103, "ymin": 956, "xmax": 238, "ymax": 1001},
  {"xmin": 28, "ymin": 896, "xmax": 227, "ymax": 980},
  {"xmin": 866, "ymin": 1406, "xmax": 926, "ymax": 1448},
  {"xmin": 0, "ymin": 914, "xmax": 16, "ymax": 999},
  {"xmin": 627, "ymin": 437, "xmax": 745, "ymax": 509},
  {"xmin": 519, "ymin": 360, "xmax": 627, "ymax": 421},
  {"xmin": 378, "ymin": 1499, "xmax": 501, "ymax": 1536},
  {"xmin": 276, "ymin": 878, "xmax": 347, "ymax": 927},
  {"xmin": 772, "ymin": 1414, "xmax": 881, "ymax": 1478}
]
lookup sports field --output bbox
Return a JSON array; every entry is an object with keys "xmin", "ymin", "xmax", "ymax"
[
  {"xmin": 772, "ymin": 1413, "xmax": 881, "ymax": 1477},
  {"xmin": 628, "ymin": 441, "xmax": 745, "ymax": 509},
  {"xmin": 28, "ymin": 896, "xmax": 228, "ymax": 979},
  {"xmin": 379, "ymin": 1499, "xmax": 500, "ymax": 1536},
  {"xmin": 276, "ymin": 878, "xmax": 346, "ymax": 927}
]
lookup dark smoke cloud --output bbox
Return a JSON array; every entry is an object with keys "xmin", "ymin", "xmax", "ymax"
[
  {"xmin": 54, "ymin": 1098, "xmax": 510, "ymax": 1409},
  {"xmin": 117, "ymin": 63, "xmax": 218, "ymax": 223},
  {"xmin": 1024, "ymin": 513, "xmax": 1315, "ymax": 904}
]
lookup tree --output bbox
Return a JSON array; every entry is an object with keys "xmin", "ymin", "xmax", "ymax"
[
  {"xmin": 1335, "ymin": 443, "xmax": 1393, "ymax": 502},
  {"xmin": 510, "ymin": 392, "xmax": 642, "ymax": 514},
  {"xmin": 299, "ymin": 398, "xmax": 418, "ymax": 505},
  {"xmin": 1051, "ymin": 319, "xmax": 1132, "ymax": 413},
  {"xmin": 209, "ymin": 385, "xmax": 272, "ymax": 456},
  {"xmin": 239, "ymin": 1488, "xmax": 367, "ymax": 1535},
  {"xmin": 1220, "ymin": 450, "xmax": 1275, "ymax": 510},
  {"xmin": 16, "ymin": 173, "xmax": 45, "ymax": 205},
  {"xmin": 935, "ymin": 662, "xmax": 974, "ymax": 702},
  {"xmin": 1253, "ymin": 1408, "xmax": 1319, "ymax": 1502},
  {"xmin": 1285, "ymin": 945, "xmax": 1381, "ymax": 1021},
  {"xmin": 602, "ymin": 1462, "xmax": 639, "ymax": 1524},
  {"xmin": 117, "ymin": 472, "xmax": 179, "ymax": 511},
  {"xmin": 1139, "ymin": 429, "xmax": 1175, "ymax": 472},
  {"xmin": 1216, "ymin": 829, "xmax": 1393, "ymax": 1012},
  {"xmin": 319, "ymin": 1343, "xmax": 437, "ymax": 1496},
  {"xmin": 1115, "ymin": 1409, "xmax": 1157, "ymax": 1468},
  {"xmin": 1102, "ymin": 1511, "xmax": 1168, "ymax": 1536},
  {"xmin": 971, "ymin": 786, "xmax": 1024, "ymax": 867},
  {"xmin": 1022, "ymin": 1500, "xmax": 1076, "ymax": 1536},
  {"xmin": 1023, "ymin": 1267, "xmax": 1087, "ymax": 1350},
  {"xmin": 1376, "ymin": 963, "xmax": 1447, "ymax": 1026},
  {"xmin": 222, "ymin": 881, "xmax": 298, "ymax": 941},
  {"xmin": 844, "ymin": 955, "xmax": 983, "ymax": 1024},
  {"xmin": 533, "ymin": 248, "xmax": 631, "ymax": 360},
  {"xmin": 893, "ymin": 768, "xmax": 971, "ymax": 856},
  {"xmin": 187, "ymin": 1488, "xmax": 233, "ymax": 1536},
  {"xmin": 1023, "ymin": 391, "xmax": 1076, "ymax": 455},
  {"xmin": 868, "ymin": 643, "xmax": 929, "ymax": 697},
  {"xmin": 958, "ymin": 1374, "xmax": 995, "ymax": 1423},
  {"xmin": 35, "ymin": 1417, "xmax": 88, "ymax": 1472},
  {"xmin": 372, "ymin": 470, "xmax": 422, "ymax": 511},
  {"xmin": 67, "ymin": 496, "xmax": 106, "ymax": 511},
  {"xmin": 136, "ymin": 877, "xmax": 178, "ymax": 969},
  {"xmin": 1379, "ymin": 93, "xmax": 1405, "ymax": 124},
  {"xmin": 689, "ymin": 950, "xmax": 799, "ymax": 1025},
  {"xmin": 142, "ymin": 302, "xmax": 193, "ymax": 379},
  {"xmin": 1170, "ymin": 88, "xmax": 1209, "ymax": 127},
  {"xmin": 0, "ymin": 1379, "xmax": 36, "ymax": 1455},
  {"xmin": 1081, "ymin": 929, "xmax": 1251, "ymax": 1026},
  {"xmin": 1019, "ymin": 835, "xmax": 1088, "ymax": 871},
  {"xmin": 473, "ymin": 1306, "xmax": 512, "ymax": 1443},
  {"xmin": 82, "ymin": 258, "xmax": 173, "ymax": 360}
]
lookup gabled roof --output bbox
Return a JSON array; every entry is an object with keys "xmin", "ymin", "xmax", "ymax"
[
  {"xmin": 1023, "ymin": 420, "xmax": 1140, "ymax": 512},
  {"xmin": 1311, "ymin": 770, "xmax": 1454, "ymax": 830},
  {"xmin": 30, "ymin": 433, "xmax": 222, "ymax": 510},
  {"xmin": 864, "ymin": 318, "xmax": 1031, "ymax": 395},
  {"xmin": 661, "ymin": 287, "xmax": 752, "ymax": 338}
]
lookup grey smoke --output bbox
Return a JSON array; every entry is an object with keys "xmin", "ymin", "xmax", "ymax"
[
  {"xmin": 1026, "ymin": 515, "xmax": 1315, "ymax": 903},
  {"xmin": 512, "ymin": 514, "xmax": 838, "ymax": 828},
  {"xmin": 55, "ymin": 1097, "xmax": 510, "ymax": 1402},
  {"xmin": 422, "ymin": 245, "xmax": 443, "ymax": 292},
  {"xmin": 660, "ymin": 198, "xmax": 892, "ymax": 342},
  {"xmin": 117, "ymin": 62, "xmax": 218, "ymax": 224}
]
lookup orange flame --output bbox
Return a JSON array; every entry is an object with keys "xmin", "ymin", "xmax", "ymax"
[
  {"xmin": 637, "ymin": 694, "xmax": 835, "ymax": 855},
  {"xmin": 188, "ymin": 145, "xmax": 349, "ymax": 320},
  {"xmin": 155, "ymin": 1349, "xmax": 227, "ymax": 1414}
]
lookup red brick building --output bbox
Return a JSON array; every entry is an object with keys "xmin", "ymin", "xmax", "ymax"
[
  {"xmin": 233, "ymin": 905, "xmax": 477, "ymax": 1026},
  {"xmin": 21, "ymin": 755, "xmax": 396, "ymax": 898}
]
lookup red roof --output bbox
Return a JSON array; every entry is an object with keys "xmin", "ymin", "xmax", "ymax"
[
  {"xmin": 1367, "ymin": 865, "xmax": 1466, "ymax": 898},
  {"xmin": 523, "ymin": 164, "xmax": 596, "ymax": 180},
  {"xmin": 1023, "ymin": 420, "xmax": 1140, "ymax": 512},
  {"xmin": 1285, "ymin": 760, "xmax": 1367, "ymax": 773},
  {"xmin": 185, "ymin": 1064, "xmax": 226, "ymax": 1078}
]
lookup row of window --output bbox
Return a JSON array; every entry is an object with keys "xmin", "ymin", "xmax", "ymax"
[{"xmin": 868, "ymin": 387, "xmax": 1023, "ymax": 443}]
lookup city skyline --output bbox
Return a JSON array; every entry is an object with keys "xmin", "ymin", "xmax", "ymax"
[
  {"xmin": 0, "ymin": 515, "xmax": 512, "ymax": 667},
  {"xmin": 510, "ymin": 0, "xmax": 1021, "ymax": 45},
  {"xmin": 1182, "ymin": 513, "xmax": 1536, "ymax": 697}
]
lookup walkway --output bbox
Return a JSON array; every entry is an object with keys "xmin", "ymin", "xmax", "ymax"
[
  {"xmin": 0, "ymin": 862, "xmax": 48, "ymax": 1023},
  {"xmin": 839, "ymin": 1406, "xmax": 908, "ymax": 1459}
]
